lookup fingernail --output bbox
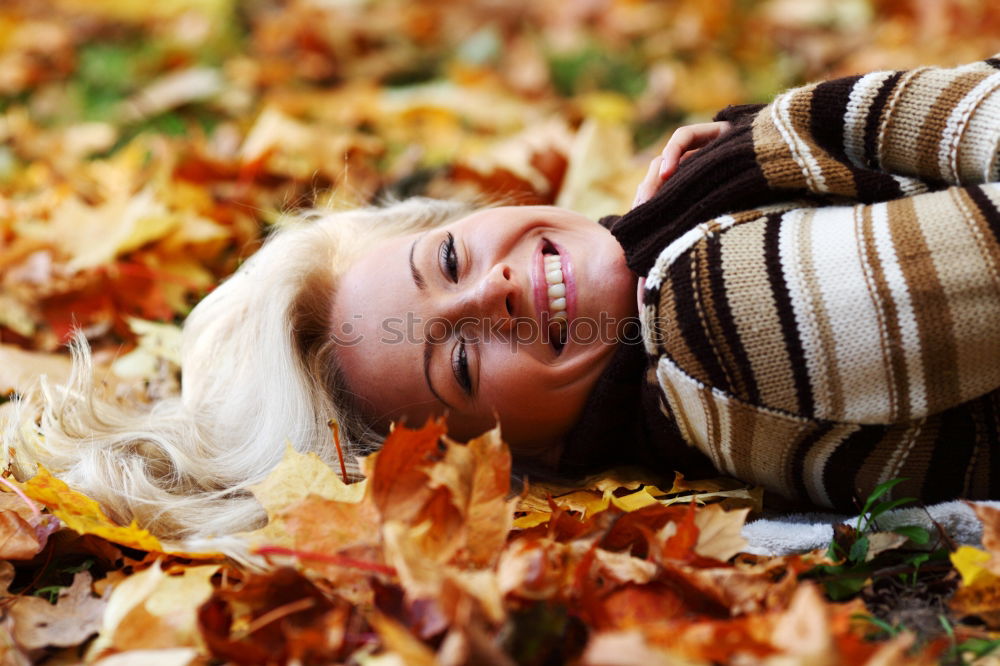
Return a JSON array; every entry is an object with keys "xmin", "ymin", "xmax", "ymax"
[{"xmin": 658, "ymin": 158, "xmax": 669, "ymax": 178}]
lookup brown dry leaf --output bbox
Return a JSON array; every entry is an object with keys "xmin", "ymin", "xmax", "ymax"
[
  {"xmin": 121, "ymin": 67, "xmax": 222, "ymax": 122},
  {"xmin": 769, "ymin": 583, "xmax": 832, "ymax": 660},
  {"xmin": 264, "ymin": 496, "xmax": 384, "ymax": 606},
  {"xmin": 516, "ymin": 488, "xmax": 610, "ymax": 524},
  {"xmin": 452, "ymin": 118, "xmax": 573, "ymax": 201},
  {"xmin": 862, "ymin": 531, "xmax": 909, "ymax": 562},
  {"xmin": 0, "ymin": 491, "xmax": 59, "ymax": 560},
  {"xmin": 429, "ymin": 427, "xmax": 516, "ymax": 567},
  {"xmin": 583, "ymin": 629, "xmax": 700, "ymax": 666},
  {"xmin": 45, "ymin": 144, "xmax": 176, "ymax": 273},
  {"xmin": 9, "ymin": 571, "xmax": 106, "ymax": 651},
  {"xmin": 371, "ymin": 419, "xmax": 448, "ymax": 524},
  {"xmin": 93, "ymin": 648, "xmax": 201, "ymax": 666},
  {"xmin": 692, "ymin": 504, "xmax": 749, "ymax": 562},
  {"xmin": 263, "ymin": 494, "xmax": 381, "ymax": 555},
  {"xmin": 110, "ymin": 317, "xmax": 182, "ymax": 381},
  {"xmin": 515, "ymin": 469, "xmax": 760, "ymax": 530},
  {"xmin": 240, "ymin": 106, "xmax": 383, "ymax": 184},
  {"xmin": 238, "ymin": 441, "xmax": 373, "ymax": 550},
  {"xmin": 369, "ymin": 611, "xmax": 438, "ymax": 666},
  {"xmin": 381, "ymin": 519, "xmax": 449, "ymax": 600},
  {"xmin": 0, "ymin": 344, "xmax": 75, "ymax": 394},
  {"xmin": 198, "ymin": 567, "xmax": 350, "ymax": 665},
  {"xmin": 591, "ymin": 549, "xmax": 659, "ymax": 586},
  {"xmin": 555, "ymin": 118, "xmax": 646, "ymax": 219},
  {"xmin": 88, "ymin": 562, "xmax": 218, "ymax": 657},
  {"xmin": 249, "ymin": 442, "xmax": 366, "ymax": 517},
  {"xmin": 497, "ymin": 537, "xmax": 590, "ymax": 601},
  {"xmin": 975, "ymin": 503, "xmax": 1000, "ymax": 578},
  {"xmin": 0, "ymin": 510, "xmax": 45, "ymax": 561},
  {"xmin": 668, "ymin": 472, "xmax": 748, "ymax": 494}
]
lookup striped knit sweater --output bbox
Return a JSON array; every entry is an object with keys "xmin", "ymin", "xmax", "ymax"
[{"xmin": 612, "ymin": 56, "xmax": 1000, "ymax": 510}]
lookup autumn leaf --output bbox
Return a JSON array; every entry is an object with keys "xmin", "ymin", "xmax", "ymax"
[
  {"xmin": 197, "ymin": 567, "xmax": 352, "ymax": 665},
  {"xmin": 950, "ymin": 544, "xmax": 1000, "ymax": 628},
  {"xmin": 0, "ymin": 490, "xmax": 58, "ymax": 560},
  {"xmin": 16, "ymin": 465, "xmax": 163, "ymax": 552},
  {"xmin": 0, "ymin": 344, "xmax": 75, "ymax": 394},
  {"xmin": 0, "ymin": 510, "xmax": 45, "ymax": 561},
  {"xmin": 692, "ymin": 504, "xmax": 749, "ymax": 562},
  {"xmin": 370, "ymin": 419, "xmax": 448, "ymax": 524},
  {"xmin": 369, "ymin": 611, "xmax": 438, "ymax": 666},
  {"xmin": 8, "ymin": 571, "xmax": 107, "ymax": 651},
  {"xmin": 556, "ymin": 118, "xmax": 646, "ymax": 219},
  {"xmin": 87, "ymin": 562, "xmax": 218, "ymax": 658},
  {"xmin": 428, "ymin": 427, "xmax": 516, "ymax": 567},
  {"xmin": 250, "ymin": 443, "xmax": 366, "ymax": 516}
]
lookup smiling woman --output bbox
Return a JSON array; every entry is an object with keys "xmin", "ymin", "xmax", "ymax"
[
  {"xmin": 4, "ymin": 55, "xmax": 1000, "ymax": 555},
  {"xmin": 331, "ymin": 206, "xmax": 636, "ymax": 457}
]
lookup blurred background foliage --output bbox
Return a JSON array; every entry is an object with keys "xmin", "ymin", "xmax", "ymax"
[{"xmin": 0, "ymin": 0, "xmax": 998, "ymax": 354}]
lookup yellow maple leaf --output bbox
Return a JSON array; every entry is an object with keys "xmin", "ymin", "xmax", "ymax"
[
  {"xmin": 952, "ymin": 545, "xmax": 998, "ymax": 587},
  {"xmin": 16, "ymin": 466, "xmax": 162, "ymax": 552},
  {"xmin": 243, "ymin": 442, "xmax": 368, "ymax": 548},
  {"xmin": 250, "ymin": 442, "xmax": 366, "ymax": 518}
]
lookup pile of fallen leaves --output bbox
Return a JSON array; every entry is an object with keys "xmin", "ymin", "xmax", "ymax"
[
  {"xmin": 2, "ymin": 0, "xmax": 1000, "ymax": 663},
  {"xmin": 4, "ymin": 420, "xmax": 1000, "ymax": 664}
]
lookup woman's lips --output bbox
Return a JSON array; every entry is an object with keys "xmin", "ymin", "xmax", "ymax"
[{"xmin": 529, "ymin": 238, "xmax": 577, "ymax": 355}]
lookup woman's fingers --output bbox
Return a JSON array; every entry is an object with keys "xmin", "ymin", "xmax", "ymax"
[
  {"xmin": 632, "ymin": 121, "xmax": 732, "ymax": 209},
  {"xmin": 633, "ymin": 155, "xmax": 663, "ymax": 208},
  {"xmin": 657, "ymin": 121, "xmax": 732, "ymax": 180}
]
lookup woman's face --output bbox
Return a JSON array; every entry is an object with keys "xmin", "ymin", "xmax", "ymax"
[{"xmin": 332, "ymin": 205, "xmax": 637, "ymax": 458}]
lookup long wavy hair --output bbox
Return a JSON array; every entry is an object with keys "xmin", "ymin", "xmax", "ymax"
[{"xmin": 3, "ymin": 197, "xmax": 476, "ymax": 558}]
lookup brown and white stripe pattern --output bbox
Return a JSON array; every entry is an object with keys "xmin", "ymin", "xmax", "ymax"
[
  {"xmin": 643, "ymin": 55, "xmax": 1000, "ymax": 509},
  {"xmin": 755, "ymin": 57, "xmax": 1000, "ymax": 201}
]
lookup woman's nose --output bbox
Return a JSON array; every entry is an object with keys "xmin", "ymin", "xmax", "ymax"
[{"xmin": 448, "ymin": 263, "xmax": 516, "ymax": 324}]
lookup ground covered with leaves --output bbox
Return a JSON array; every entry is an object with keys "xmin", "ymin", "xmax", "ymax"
[{"xmin": 2, "ymin": 0, "xmax": 1000, "ymax": 663}]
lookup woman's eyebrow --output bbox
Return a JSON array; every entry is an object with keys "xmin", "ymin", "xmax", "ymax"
[
  {"xmin": 409, "ymin": 234, "xmax": 426, "ymax": 290},
  {"xmin": 423, "ymin": 342, "xmax": 453, "ymax": 410}
]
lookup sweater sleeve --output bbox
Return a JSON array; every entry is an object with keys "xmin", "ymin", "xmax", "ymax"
[
  {"xmin": 609, "ymin": 56, "xmax": 1000, "ymax": 278},
  {"xmin": 644, "ymin": 183, "xmax": 1000, "ymax": 425},
  {"xmin": 752, "ymin": 55, "xmax": 1000, "ymax": 197},
  {"xmin": 643, "ymin": 183, "xmax": 1000, "ymax": 507}
]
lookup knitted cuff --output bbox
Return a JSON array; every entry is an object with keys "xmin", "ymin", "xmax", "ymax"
[{"xmin": 713, "ymin": 103, "xmax": 767, "ymax": 125}]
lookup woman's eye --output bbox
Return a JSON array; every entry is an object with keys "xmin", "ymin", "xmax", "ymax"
[
  {"xmin": 452, "ymin": 340, "xmax": 473, "ymax": 395},
  {"xmin": 439, "ymin": 232, "xmax": 459, "ymax": 282}
]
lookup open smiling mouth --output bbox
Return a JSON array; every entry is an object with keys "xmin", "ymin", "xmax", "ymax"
[{"xmin": 542, "ymin": 241, "xmax": 568, "ymax": 353}]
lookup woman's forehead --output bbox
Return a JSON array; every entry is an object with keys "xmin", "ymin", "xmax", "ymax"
[{"xmin": 335, "ymin": 232, "xmax": 420, "ymax": 336}]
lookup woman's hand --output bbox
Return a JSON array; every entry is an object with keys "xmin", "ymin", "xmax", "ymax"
[{"xmin": 632, "ymin": 121, "xmax": 732, "ymax": 207}]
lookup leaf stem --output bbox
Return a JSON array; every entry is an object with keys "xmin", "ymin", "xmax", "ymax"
[
  {"xmin": 255, "ymin": 546, "xmax": 396, "ymax": 576},
  {"xmin": 0, "ymin": 476, "xmax": 41, "ymax": 521},
  {"xmin": 329, "ymin": 419, "xmax": 349, "ymax": 485},
  {"xmin": 245, "ymin": 597, "xmax": 316, "ymax": 634}
]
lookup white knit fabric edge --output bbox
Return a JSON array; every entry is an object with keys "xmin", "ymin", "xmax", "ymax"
[{"xmin": 742, "ymin": 500, "xmax": 1000, "ymax": 556}]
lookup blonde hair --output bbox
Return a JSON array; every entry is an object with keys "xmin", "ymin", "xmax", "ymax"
[{"xmin": 3, "ymin": 197, "xmax": 476, "ymax": 558}]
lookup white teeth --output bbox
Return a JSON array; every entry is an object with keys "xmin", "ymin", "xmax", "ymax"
[{"xmin": 542, "ymin": 252, "xmax": 568, "ymax": 318}]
